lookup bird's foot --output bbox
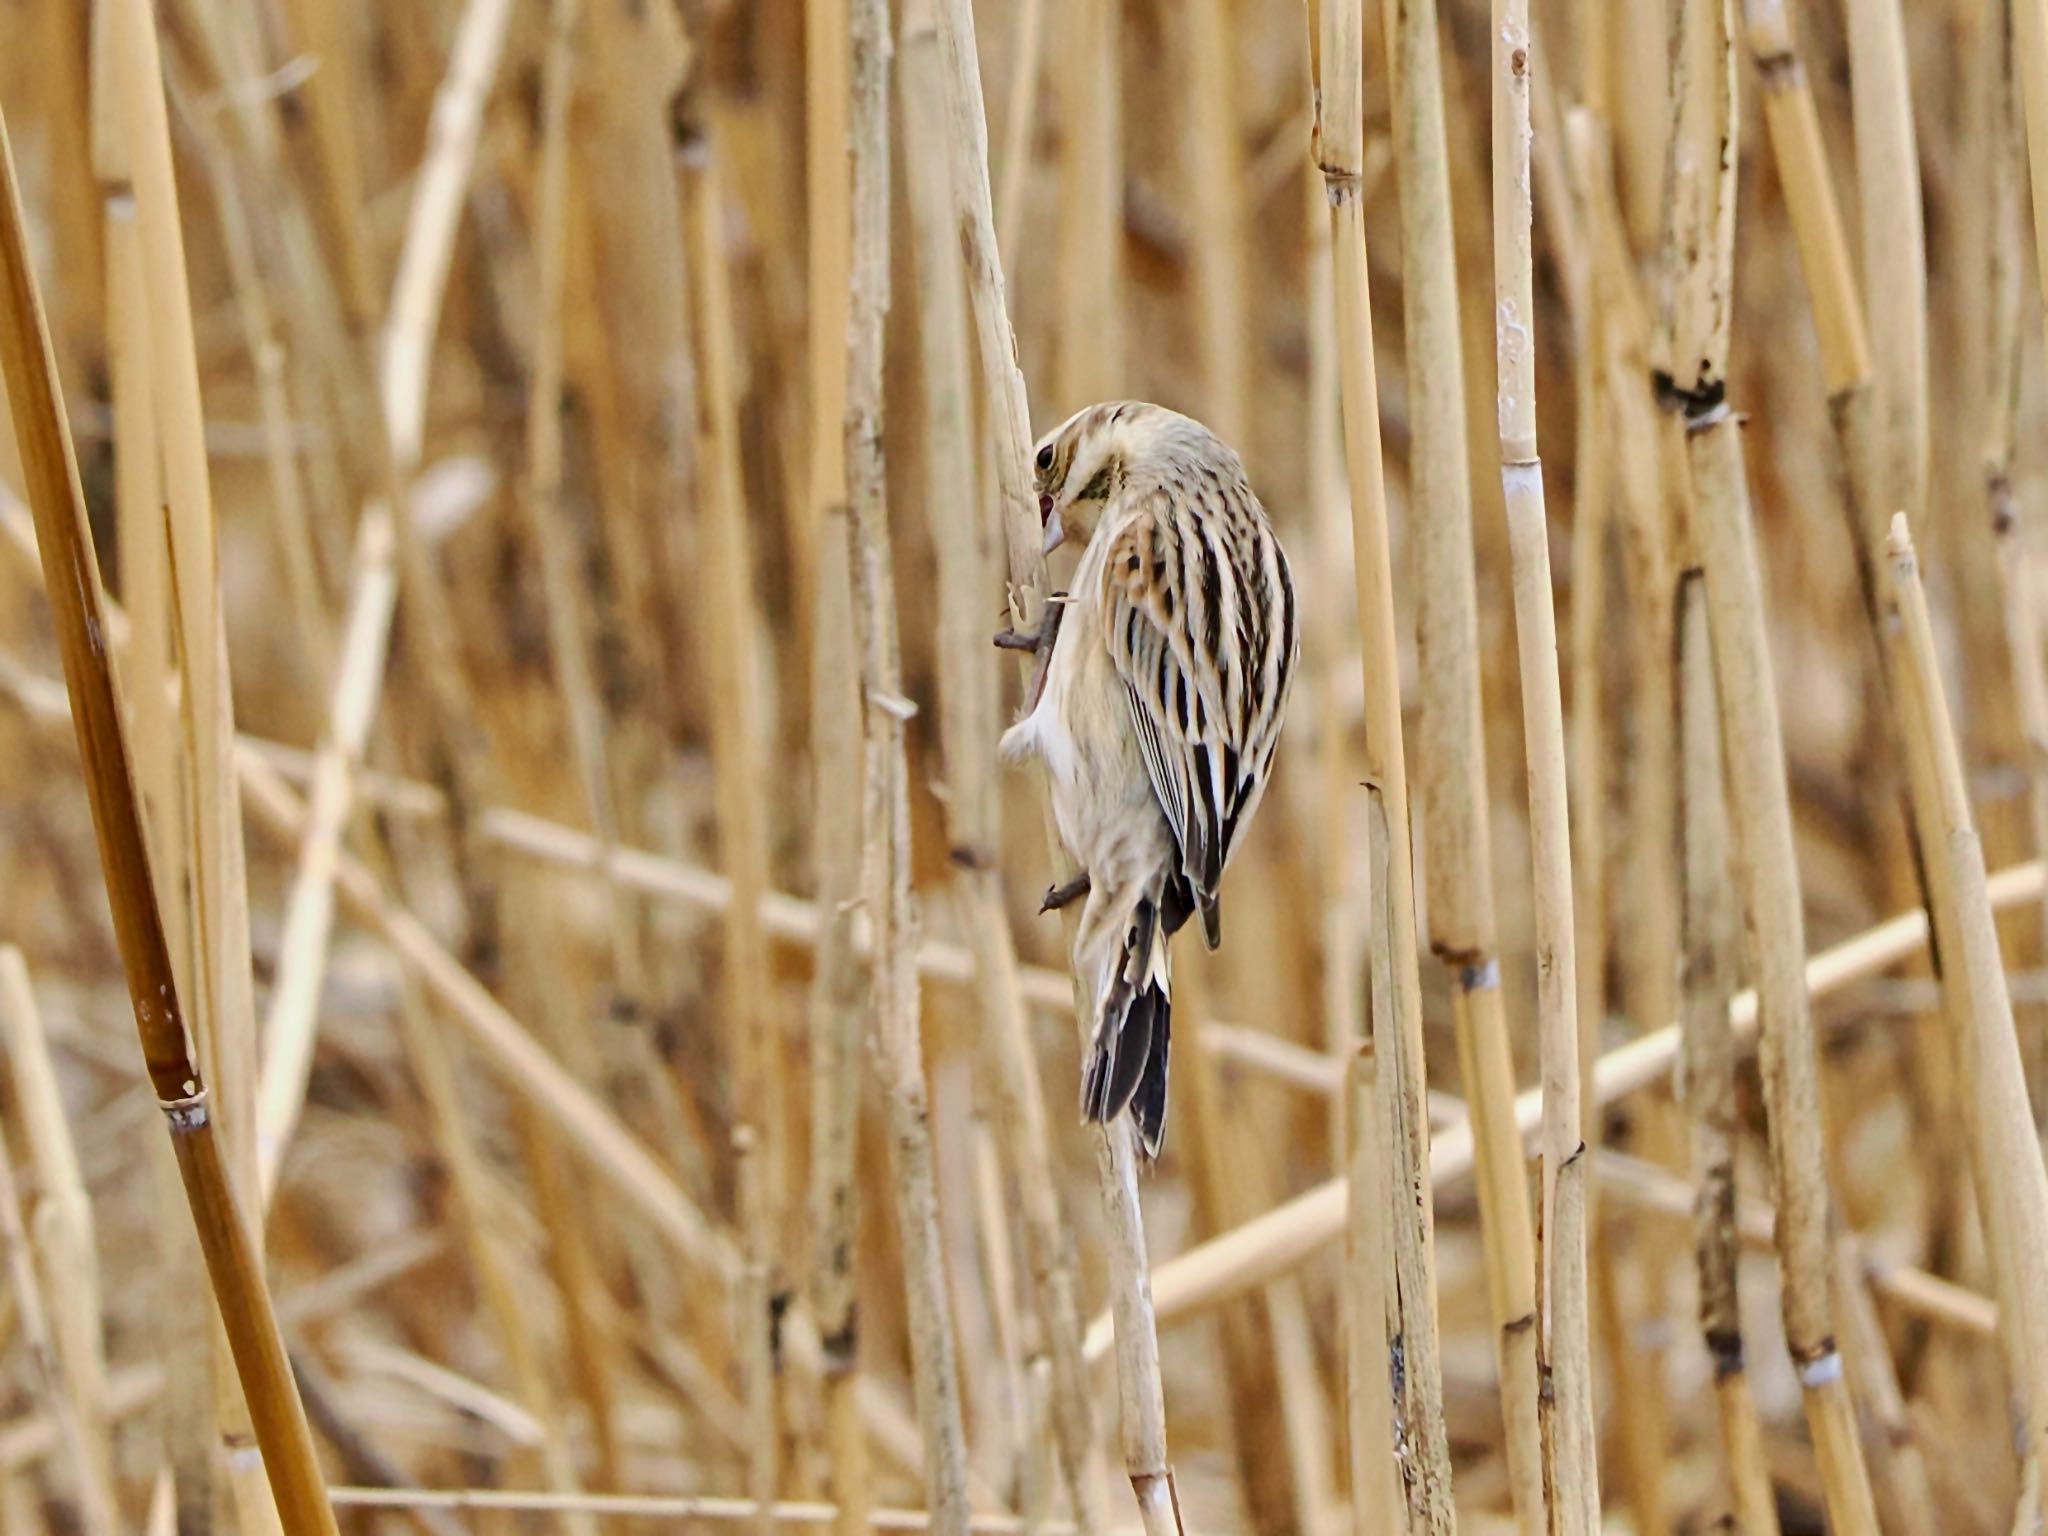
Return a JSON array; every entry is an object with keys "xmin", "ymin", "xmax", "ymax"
[
  {"xmin": 1040, "ymin": 873, "xmax": 1091, "ymax": 914},
  {"xmin": 999, "ymin": 601, "xmax": 1068, "ymax": 713}
]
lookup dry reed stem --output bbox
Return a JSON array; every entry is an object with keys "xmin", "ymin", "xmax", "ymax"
[
  {"xmin": 0, "ymin": 1110, "xmax": 114, "ymax": 1536},
  {"xmin": 901, "ymin": 0, "xmax": 1106, "ymax": 1516},
  {"xmin": 1380, "ymin": 0, "xmax": 1541, "ymax": 1516},
  {"xmin": 1888, "ymin": 517, "xmax": 2048, "ymax": 1486},
  {"xmin": 1844, "ymin": 0, "xmax": 1928, "ymax": 526},
  {"xmin": 1311, "ymin": 15, "xmax": 1449, "ymax": 1524},
  {"xmin": 681, "ymin": 126, "xmax": 786, "ymax": 1529},
  {"xmin": 1364, "ymin": 793, "xmax": 1456, "ymax": 1532},
  {"xmin": 254, "ymin": 510, "xmax": 397, "ymax": 1201},
  {"xmin": 1345, "ymin": 1043, "xmax": 1401, "ymax": 1534},
  {"xmin": 1673, "ymin": 572, "xmax": 1778, "ymax": 1535},
  {"xmin": 847, "ymin": 0, "xmax": 973, "ymax": 1525},
  {"xmin": 1187, "ymin": 0, "xmax": 1248, "ymax": 444},
  {"xmin": 0, "ymin": 949, "xmax": 115, "ymax": 1526},
  {"xmin": 806, "ymin": 0, "xmax": 874, "ymax": 1529},
  {"xmin": 0, "ymin": 93, "xmax": 338, "ymax": 1536},
  {"xmin": 1687, "ymin": 415, "xmax": 1879, "ymax": 1531},
  {"xmin": 330, "ymin": 1487, "xmax": 1080, "ymax": 1531},
  {"xmin": 1829, "ymin": 1238, "xmax": 1938, "ymax": 1535},
  {"xmin": 1490, "ymin": 0, "xmax": 1596, "ymax": 1524},
  {"xmin": 929, "ymin": 0, "xmax": 1180, "ymax": 1526},
  {"xmin": 276, "ymin": 0, "xmax": 377, "ymax": 329}
]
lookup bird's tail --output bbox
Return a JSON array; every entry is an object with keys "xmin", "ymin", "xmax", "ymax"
[{"xmin": 1080, "ymin": 888, "xmax": 1173, "ymax": 1158}]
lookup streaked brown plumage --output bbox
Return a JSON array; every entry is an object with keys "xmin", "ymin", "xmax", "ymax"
[{"xmin": 1001, "ymin": 401, "xmax": 1298, "ymax": 1155}]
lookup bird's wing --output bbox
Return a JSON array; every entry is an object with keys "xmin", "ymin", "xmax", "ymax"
[{"xmin": 1098, "ymin": 482, "xmax": 1297, "ymax": 944}]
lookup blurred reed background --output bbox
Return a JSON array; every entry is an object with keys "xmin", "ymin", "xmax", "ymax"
[{"xmin": 0, "ymin": 0, "xmax": 2044, "ymax": 1531}]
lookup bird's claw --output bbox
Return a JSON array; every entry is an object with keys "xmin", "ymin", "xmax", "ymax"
[
  {"xmin": 1040, "ymin": 874, "xmax": 1091, "ymax": 914},
  {"xmin": 993, "ymin": 626, "xmax": 1041, "ymax": 652}
]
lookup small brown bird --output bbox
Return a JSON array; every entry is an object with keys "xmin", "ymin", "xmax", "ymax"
[{"xmin": 999, "ymin": 402, "xmax": 1298, "ymax": 1156}]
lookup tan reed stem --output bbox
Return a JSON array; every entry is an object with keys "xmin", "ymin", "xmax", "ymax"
[
  {"xmin": 846, "ymin": 0, "xmax": 973, "ymax": 1524},
  {"xmin": 930, "ymin": 0, "xmax": 1181, "ymax": 1526},
  {"xmin": 1673, "ymin": 571, "xmax": 1779, "ymax": 1536},
  {"xmin": 1491, "ymin": 0, "xmax": 1598, "ymax": 1525},
  {"xmin": 679, "ymin": 125, "xmax": 785, "ymax": 1529},
  {"xmin": 992, "ymin": 0, "xmax": 1045, "ymax": 262},
  {"xmin": 805, "ymin": 0, "xmax": 873, "ymax": 1529},
  {"xmin": 1380, "ymin": 0, "xmax": 1542, "ymax": 1516},
  {"xmin": 1187, "ymin": 0, "xmax": 1248, "ymax": 444},
  {"xmin": 1366, "ymin": 792, "xmax": 1457, "ymax": 1532},
  {"xmin": 1887, "ymin": 516, "xmax": 2048, "ymax": 1488},
  {"xmin": 901, "ymin": 0, "xmax": 1108, "ymax": 1520},
  {"xmin": 1344, "ymin": 1041, "xmax": 1401, "ymax": 1534},
  {"xmin": 1309, "ymin": 6, "xmax": 1448, "ymax": 1520},
  {"xmin": 0, "ymin": 93, "xmax": 338, "ymax": 1536}
]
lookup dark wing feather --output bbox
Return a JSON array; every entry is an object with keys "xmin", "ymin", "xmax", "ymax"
[{"xmin": 1100, "ymin": 484, "xmax": 1296, "ymax": 943}]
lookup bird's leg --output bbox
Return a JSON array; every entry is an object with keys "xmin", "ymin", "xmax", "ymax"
[
  {"xmin": 992, "ymin": 594, "xmax": 1068, "ymax": 653},
  {"xmin": 1040, "ymin": 872, "xmax": 1091, "ymax": 913}
]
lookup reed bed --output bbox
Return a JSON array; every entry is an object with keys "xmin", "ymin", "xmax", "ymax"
[{"xmin": 2, "ymin": 1, "xmax": 2048, "ymax": 1533}]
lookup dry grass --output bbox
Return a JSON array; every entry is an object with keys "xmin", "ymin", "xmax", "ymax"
[{"xmin": 0, "ymin": 1, "xmax": 2047, "ymax": 1533}]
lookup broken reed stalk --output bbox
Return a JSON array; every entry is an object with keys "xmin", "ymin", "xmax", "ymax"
[
  {"xmin": 1379, "ymin": 0, "xmax": 1541, "ymax": 1517},
  {"xmin": 0, "ymin": 1109, "xmax": 113, "ymax": 1536},
  {"xmin": 680, "ymin": 130, "xmax": 784, "ymax": 1530},
  {"xmin": 1343, "ymin": 1041, "xmax": 1401, "ymax": 1533},
  {"xmin": 1673, "ymin": 574, "xmax": 1779, "ymax": 1536},
  {"xmin": 846, "ymin": 6, "xmax": 973, "ymax": 1524},
  {"xmin": 928, "ymin": 0, "xmax": 1181, "ymax": 1527},
  {"xmin": 1308, "ymin": 6, "xmax": 1452, "ymax": 1520},
  {"xmin": 899, "ymin": 0, "xmax": 1108, "ymax": 1521},
  {"xmin": 1366, "ymin": 792, "xmax": 1456, "ymax": 1531},
  {"xmin": 0, "ymin": 96, "xmax": 339, "ymax": 1536},
  {"xmin": 1490, "ymin": 0, "xmax": 1597, "ymax": 1526},
  {"xmin": 805, "ymin": 0, "xmax": 873, "ymax": 1529},
  {"xmin": 1887, "ymin": 517, "xmax": 2048, "ymax": 1487},
  {"xmin": 1055, "ymin": 0, "xmax": 1122, "ymax": 405},
  {"xmin": 0, "ymin": 948, "xmax": 116, "ymax": 1526}
]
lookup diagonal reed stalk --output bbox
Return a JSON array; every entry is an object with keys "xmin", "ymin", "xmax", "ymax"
[{"xmin": 0, "ymin": 92, "xmax": 339, "ymax": 1536}]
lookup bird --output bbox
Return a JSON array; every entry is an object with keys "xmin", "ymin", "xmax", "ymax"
[{"xmin": 997, "ymin": 401, "xmax": 1299, "ymax": 1157}]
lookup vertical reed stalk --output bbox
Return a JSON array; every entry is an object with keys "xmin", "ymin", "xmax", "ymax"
[
  {"xmin": 805, "ymin": 0, "xmax": 872, "ymax": 1529},
  {"xmin": 1366, "ymin": 792, "xmax": 1456, "ymax": 1532},
  {"xmin": 846, "ymin": 9, "xmax": 973, "ymax": 1523},
  {"xmin": 993, "ymin": 0, "xmax": 1046, "ymax": 262},
  {"xmin": 1308, "ymin": 14, "xmax": 1448, "ymax": 1525},
  {"xmin": 1380, "ymin": 0, "xmax": 1542, "ymax": 1520},
  {"xmin": 1490, "ymin": 0, "xmax": 1597, "ymax": 1526},
  {"xmin": 1673, "ymin": 571, "xmax": 1779, "ymax": 1536},
  {"xmin": 929, "ymin": 1, "xmax": 1180, "ymax": 1527},
  {"xmin": 1187, "ymin": 0, "xmax": 1248, "ymax": 444},
  {"xmin": 0, "ymin": 95, "xmax": 339, "ymax": 1536},
  {"xmin": 1344, "ymin": 1042, "xmax": 1401, "ymax": 1535},
  {"xmin": 680, "ymin": 131, "xmax": 783, "ymax": 1529},
  {"xmin": 901, "ymin": 0, "xmax": 1108, "ymax": 1520}
]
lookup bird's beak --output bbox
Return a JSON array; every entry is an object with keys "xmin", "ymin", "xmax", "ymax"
[{"xmin": 1042, "ymin": 507, "xmax": 1065, "ymax": 556}]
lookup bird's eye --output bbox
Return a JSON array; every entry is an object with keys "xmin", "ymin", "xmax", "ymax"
[
  {"xmin": 1039, "ymin": 493, "xmax": 1055, "ymax": 524},
  {"xmin": 1036, "ymin": 444, "xmax": 1054, "ymax": 472}
]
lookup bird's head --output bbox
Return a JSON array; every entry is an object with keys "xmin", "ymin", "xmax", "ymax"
[{"xmin": 1032, "ymin": 402, "xmax": 1145, "ymax": 556}]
